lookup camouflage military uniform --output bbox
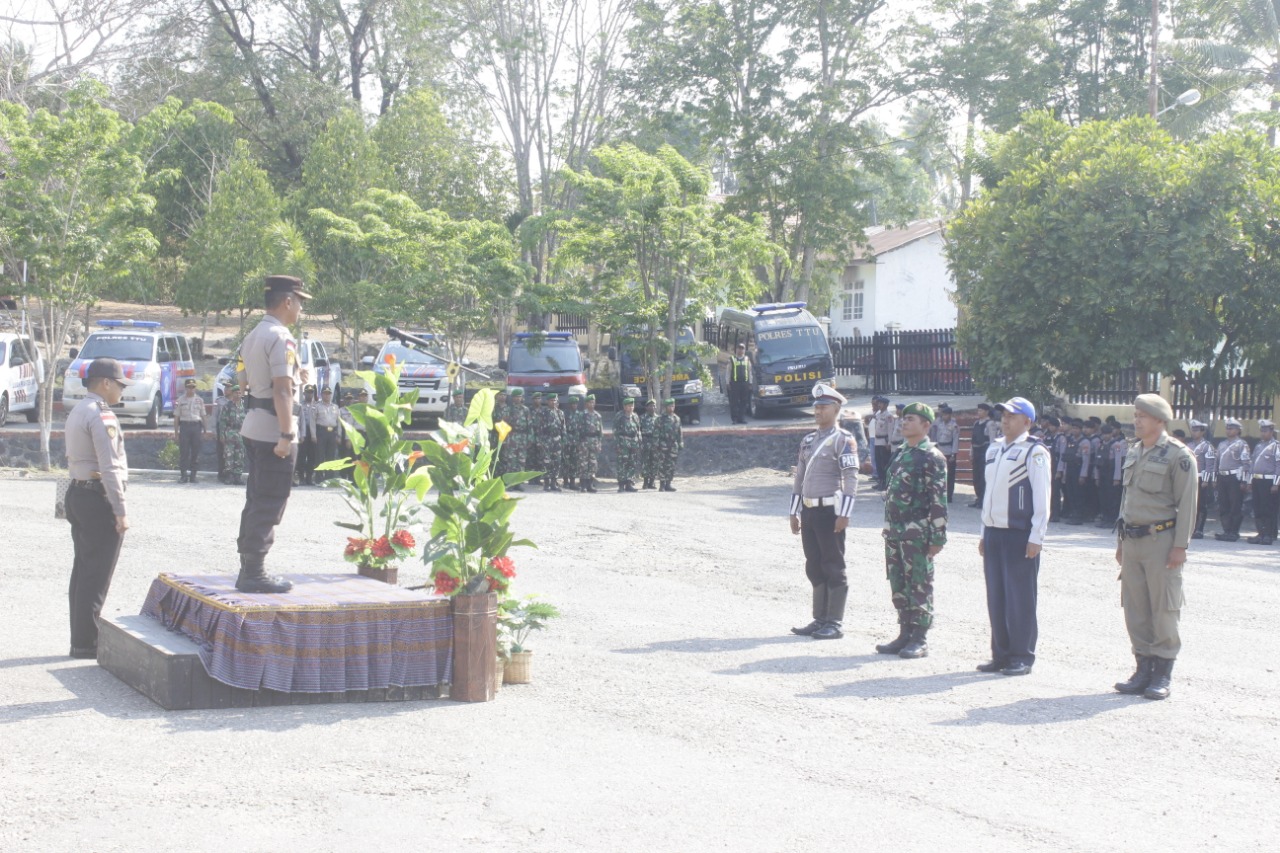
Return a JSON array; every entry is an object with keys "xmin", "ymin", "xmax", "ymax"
[
  {"xmin": 655, "ymin": 410, "xmax": 683, "ymax": 490},
  {"xmin": 526, "ymin": 396, "xmax": 544, "ymax": 481},
  {"xmin": 217, "ymin": 395, "xmax": 247, "ymax": 481},
  {"xmin": 501, "ymin": 399, "xmax": 534, "ymax": 478},
  {"xmin": 561, "ymin": 402, "xmax": 581, "ymax": 485},
  {"xmin": 577, "ymin": 406, "xmax": 604, "ymax": 488},
  {"xmin": 639, "ymin": 407, "xmax": 660, "ymax": 487},
  {"xmin": 613, "ymin": 409, "xmax": 642, "ymax": 490},
  {"xmin": 443, "ymin": 399, "xmax": 468, "ymax": 424},
  {"xmin": 882, "ymin": 438, "xmax": 949, "ymax": 632},
  {"xmin": 535, "ymin": 403, "xmax": 566, "ymax": 489}
]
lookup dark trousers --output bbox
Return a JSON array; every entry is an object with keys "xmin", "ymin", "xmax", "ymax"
[
  {"xmin": 800, "ymin": 505, "xmax": 847, "ymax": 589},
  {"xmin": 1251, "ymin": 478, "xmax": 1278, "ymax": 539},
  {"xmin": 982, "ymin": 526, "xmax": 1039, "ymax": 666},
  {"xmin": 1049, "ymin": 465, "xmax": 1063, "ymax": 520},
  {"xmin": 944, "ymin": 453, "xmax": 957, "ymax": 502},
  {"xmin": 316, "ymin": 427, "xmax": 339, "ymax": 481},
  {"xmin": 1195, "ymin": 482, "xmax": 1212, "ymax": 533},
  {"xmin": 297, "ymin": 437, "xmax": 316, "ymax": 483},
  {"xmin": 237, "ymin": 438, "xmax": 298, "ymax": 560},
  {"xmin": 1097, "ymin": 477, "xmax": 1120, "ymax": 523},
  {"xmin": 971, "ymin": 445, "xmax": 988, "ymax": 501},
  {"xmin": 178, "ymin": 421, "xmax": 203, "ymax": 476},
  {"xmin": 1063, "ymin": 465, "xmax": 1083, "ymax": 518},
  {"xmin": 874, "ymin": 444, "xmax": 892, "ymax": 490},
  {"xmin": 66, "ymin": 483, "xmax": 123, "ymax": 652},
  {"xmin": 1218, "ymin": 474, "xmax": 1244, "ymax": 536},
  {"xmin": 729, "ymin": 381, "xmax": 751, "ymax": 422}
]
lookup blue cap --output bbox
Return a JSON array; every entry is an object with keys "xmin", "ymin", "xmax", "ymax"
[{"xmin": 995, "ymin": 397, "xmax": 1036, "ymax": 421}]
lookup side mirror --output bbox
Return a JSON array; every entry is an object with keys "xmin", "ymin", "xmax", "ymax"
[
  {"xmin": 69, "ymin": 347, "xmax": 79, "ymax": 360},
  {"xmin": 498, "ymin": 359, "xmax": 508, "ymax": 371},
  {"xmin": 10, "ymin": 356, "xmax": 25, "ymax": 367}
]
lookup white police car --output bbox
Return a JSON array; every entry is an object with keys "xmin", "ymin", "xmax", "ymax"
[
  {"xmin": 214, "ymin": 332, "xmax": 342, "ymax": 400},
  {"xmin": 63, "ymin": 320, "xmax": 196, "ymax": 428},
  {"xmin": 362, "ymin": 331, "xmax": 457, "ymax": 419},
  {"xmin": 0, "ymin": 332, "xmax": 44, "ymax": 424}
]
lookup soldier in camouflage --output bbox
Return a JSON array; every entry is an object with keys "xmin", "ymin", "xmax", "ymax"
[
  {"xmin": 536, "ymin": 393, "xmax": 566, "ymax": 492},
  {"xmin": 655, "ymin": 397, "xmax": 683, "ymax": 492},
  {"xmin": 613, "ymin": 397, "xmax": 642, "ymax": 492},
  {"xmin": 562, "ymin": 395, "xmax": 581, "ymax": 490},
  {"xmin": 443, "ymin": 387, "xmax": 468, "ymax": 424},
  {"xmin": 217, "ymin": 383, "xmax": 247, "ymax": 484},
  {"xmin": 500, "ymin": 388, "xmax": 534, "ymax": 490},
  {"xmin": 527, "ymin": 392, "xmax": 544, "ymax": 485},
  {"xmin": 639, "ymin": 398, "xmax": 660, "ymax": 489},
  {"xmin": 577, "ymin": 394, "xmax": 603, "ymax": 492},
  {"xmin": 877, "ymin": 402, "xmax": 948, "ymax": 659}
]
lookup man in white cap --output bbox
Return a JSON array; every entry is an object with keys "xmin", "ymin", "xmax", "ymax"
[
  {"xmin": 1113, "ymin": 393, "xmax": 1197, "ymax": 701},
  {"xmin": 1214, "ymin": 417, "xmax": 1250, "ymax": 542},
  {"xmin": 789, "ymin": 383, "xmax": 860, "ymax": 640},
  {"xmin": 1248, "ymin": 420, "xmax": 1279, "ymax": 545},
  {"xmin": 1186, "ymin": 420, "xmax": 1215, "ymax": 540},
  {"xmin": 976, "ymin": 397, "xmax": 1052, "ymax": 676}
]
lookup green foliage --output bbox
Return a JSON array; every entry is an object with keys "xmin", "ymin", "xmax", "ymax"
[
  {"xmin": 498, "ymin": 596, "xmax": 561, "ymax": 653},
  {"xmin": 949, "ymin": 113, "xmax": 1280, "ymax": 408},
  {"xmin": 156, "ymin": 440, "xmax": 181, "ymax": 471}
]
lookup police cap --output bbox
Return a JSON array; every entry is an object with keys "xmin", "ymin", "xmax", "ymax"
[
  {"xmin": 264, "ymin": 274, "xmax": 312, "ymax": 299},
  {"xmin": 85, "ymin": 358, "xmax": 134, "ymax": 386}
]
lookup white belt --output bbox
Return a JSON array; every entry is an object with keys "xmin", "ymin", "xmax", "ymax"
[
  {"xmin": 803, "ymin": 496, "xmax": 837, "ymax": 508},
  {"xmin": 1254, "ymin": 475, "xmax": 1280, "ymax": 482}
]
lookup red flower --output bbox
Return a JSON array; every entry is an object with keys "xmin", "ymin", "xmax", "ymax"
[
  {"xmin": 371, "ymin": 536, "xmax": 395, "ymax": 559},
  {"xmin": 487, "ymin": 576, "xmax": 510, "ymax": 593},
  {"xmin": 433, "ymin": 572, "xmax": 459, "ymax": 594},
  {"xmin": 489, "ymin": 556, "xmax": 516, "ymax": 578},
  {"xmin": 391, "ymin": 530, "xmax": 415, "ymax": 549},
  {"xmin": 344, "ymin": 537, "xmax": 370, "ymax": 557},
  {"xmin": 446, "ymin": 438, "xmax": 470, "ymax": 454}
]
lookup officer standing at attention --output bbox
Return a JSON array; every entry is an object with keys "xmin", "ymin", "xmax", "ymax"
[
  {"xmin": 311, "ymin": 386, "xmax": 343, "ymax": 482},
  {"xmin": 214, "ymin": 390, "xmax": 231, "ymax": 482},
  {"xmin": 64, "ymin": 358, "xmax": 132, "ymax": 658},
  {"xmin": 789, "ymin": 384, "xmax": 860, "ymax": 640},
  {"xmin": 1214, "ymin": 418, "xmax": 1250, "ymax": 542},
  {"xmin": 655, "ymin": 397, "xmax": 683, "ymax": 492},
  {"xmin": 296, "ymin": 385, "xmax": 318, "ymax": 486},
  {"xmin": 1186, "ymin": 420, "xmax": 1215, "ymax": 539},
  {"xmin": 537, "ymin": 393, "xmax": 566, "ymax": 491},
  {"xmin": 976, "ymin": 398, "xmax": 1052, "ymax": 677},
  {"xmin": 578, "ymin": 393, "xmax": 604, "ymax": 492},
  {"xmin": 174, "ymin": 378, "xmax": 209, "ymax": 483},
  {"xmin": 877, "ymin": 402, "xmax": 949, "ymax": 659},
  {"xmin": 728, "ymin": 342, "xmax": 752, "ymax": 424},
  {"xmin": 867, "ymin": 395, "xmax": 896, "ymax": 491},
  {"xmin": 526, "ymin": 392, "xmax": 544, "ymax": 485},
  {"xmin": 235, "ymin": 275, "xmax": 310, "ymax": 594},
  {"xmin": 1113, "ymin": 394, "xmax": 1197, "ymax": 701},
  {"xmin": 444, "ymin": 387, "xmax": 468, "ymax": 424},
  {"xmin": 1247, "ymin": 420, "xmax": 1279, "ymax": 545},
  {"xmin": 969, "ymin": 403, "xmax": 993, "ymax": 507},
  {"xmin": 639, "ymin": 398, "xmax": 660, "ymax": 489},
  {"xmin": 502, "ymin": 388, "xmax": 533, "ymax": 489},
  {"xmin": 929, "ymin": 403, "xmax": 961, "ymax": 502},
  {"xmin": 561, "ymin": 395, "xmax": 581, "ymax": 490},
  {"xmin": 218, "ymin": 383, "xmax": 247, "ymax": 484},
  {"xmin": 613, "ymin": 396, "xmax": 642, "ymax": 492}
]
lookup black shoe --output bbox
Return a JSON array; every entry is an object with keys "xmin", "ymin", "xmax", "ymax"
[
  {"xmin": 586, "ymin": 479, "xmax": 598, "ymax": 493},
  {"xmin": 69, "ymin": 646, "xmax": 97, "ymax": 659},
  {"xmin": 968, "ymin": 500, "xmax": 981, "ymax": 508},
  {"xmin": 1143, "ymin": 658, "xmax": 1174, "ymax": 700},
  {"xmin": 179, "ymin": 474, "xmax": 189, "ymax": 483},
  {"xmin": 550, "ymin": 479, "xmax": 562, "ymax": 492},
  {"xmin": 875, "ymin": 623, "xmax": 911, "ymax": 655},
  {"xmin": 898, "ymin": 626, "xmax": 929, "ymax": 659},
  {"xmin": 791, "ymin": 620, "xmax": 823, "ymax": 636},
  {"xmin": 1115, "ymin": 654, "xmax": 1153, "ymax": 694},
  {"xmin": 1001, "ymin": 662, "xmax": 1033, "ymax": 676},
  {"xmin": 663, "ymin": 482, "xmax": 677, "ymax": 492},
  {"xmin": 811, "ymin": 622, "xmax": 844, "ymax": 640},
  {"xmin": 643, "ymin": 479, "xmax": 655, "ymax": 489},
  {"xmin": 976, "ymin": 660, "xmax": 1008, "ymax": 673},
  {"xmin": 1214, "ymin": 533, "xmax": 1239, "ymax": 542},
  {"xmin": 1262, "ymin": 538, "xmax": 1275, "ymax": 545},
  {"xmin": 623, "ymin": 482, "xmax": 638, "ymax": 493},
  {"xmin": 1191, "ymin": 531, "xmax": 1204, "ymax": 539}
]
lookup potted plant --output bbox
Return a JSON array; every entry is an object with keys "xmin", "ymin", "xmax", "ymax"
[
  {"xmin": 318, "ymin": 359, "xmax": 423, "ymax": 584},
  {"xmin": 499, "ymin": 596, "xmax": 560, "ymax": 684}
]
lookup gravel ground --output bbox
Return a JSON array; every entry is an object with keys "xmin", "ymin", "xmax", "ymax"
[{"xmin": 1, "ymin": 468, "xmax": 1277, "ymax": 853}]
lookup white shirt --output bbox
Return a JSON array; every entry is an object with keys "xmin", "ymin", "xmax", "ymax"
[{"xmin": 980, "ymin": 431, "xmax": 1052, "ymax": 546}]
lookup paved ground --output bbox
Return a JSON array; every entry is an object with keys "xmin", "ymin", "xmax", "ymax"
[{"xmin": 2, "ymin": 468, "xmax": 1276, "ymax": 852}]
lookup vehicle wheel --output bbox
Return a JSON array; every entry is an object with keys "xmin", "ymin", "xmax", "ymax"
[
  {"xmin": 145, "ymin": 394, "xmax": 161, "ymax": 429},
  {"xmin": 0, "ymin": 393, "xmax": 8, "ymax": 425},
  {"xmin": 24, "ymin": 391, "xmax": 40, "ymax": 423},
  {"xmin": 686, "ymin": 404, "xmax": 701, "ymax": 425}
]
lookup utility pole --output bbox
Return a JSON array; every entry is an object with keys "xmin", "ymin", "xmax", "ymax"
[{"xmin": 1148, "ymin": 0, "xmax": 1160, "ymax": 117}]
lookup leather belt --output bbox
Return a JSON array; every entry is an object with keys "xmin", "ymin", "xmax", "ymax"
[
  {"xmin": 803, "ymin": 496, "xmax": 837, "ymax": 508},
  {"xmin": 1119, "ymin": 518, "xmax": 1176, "ymax": 539},
  {"xmin": 70, "ymin": 479, "xmax": 104, "ymax": 489}
]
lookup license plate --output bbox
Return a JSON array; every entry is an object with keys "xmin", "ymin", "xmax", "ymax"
[
  {"xmin": 688, "ymin": 397, "xmax": 700, "ymax": 405},
  {"xmin": 792, "ymin": 394, "xmax": 809, "ymax": 404}
]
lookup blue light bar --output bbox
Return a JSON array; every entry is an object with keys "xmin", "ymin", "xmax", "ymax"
[
  {"xmin": 97, "ymin": 319, "xmax": 162, "ymax": 329},
  {"xmin": 751, "ymin": 302, "xmax": 806, "ymax": 313},
  {"xmin": 515, "ymin": 331, "xmax": 575, "ymax": 340}
]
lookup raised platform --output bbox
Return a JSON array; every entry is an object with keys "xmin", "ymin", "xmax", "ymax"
[{"xmin": 99, "ymin": 615, "xmax": 443, "ymax": 710}]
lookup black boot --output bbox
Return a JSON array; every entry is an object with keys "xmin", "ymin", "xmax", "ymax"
[
  {"xmin": 618, "ymin": 480, "xmax": 626, "ymax": 492},
  {"xmin": 550, "ymin": 477, "xmax": 562, "ymax": 492},
  {"xmin": 1114, "ymin": 654, "xmax": 1153, "ymax": 694},
  {"xmin": 1143, "ymin": 657, "xmax": 1174, "ymax": 700},
  {"xmin": 812, "ymin": 585, "xmax": 848, "ymax": 640},
  {"xmin": 875, "ymin": 617, "xmax": 911, "ymax": 654},
  {"xmin": 898, "ymin": 625, "xmax": 929, "ymax": 658},
  {"xmin": 624, "ymin": 480, "xmax": 638, "ymax": 492},
  {"xmin": 564, "ymin": 477, "xmax": 575, "ymax": 490},
  {"xmin": 542, "ymin": 479, "xmax": 551, "ymax": 491},
  {"xmin": 235, "ymin": 554, "xmax": 293, "ymax": 594},
  {"xmin": 586, "ymin": 478, "xmax": 598, "ymax": 493},
  {"xmin": 664, "ymin": 481, "xmax": 677, "ymax": 492},
  {"xmin": 643, "ymin": 478, "xmax": 655, "ymax": 489},
  {"xmin": 792, "ymin": 584, "xmax": 827, "ymax": 636},
  {"xmin": 179, "ymin": 473, "xmax": 189, "ymax": 484}
]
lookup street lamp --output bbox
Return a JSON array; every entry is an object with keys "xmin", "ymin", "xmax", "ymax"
[{"xmin": 1156, "ymin": 88, "xmax": 1201, "ymax": 118}]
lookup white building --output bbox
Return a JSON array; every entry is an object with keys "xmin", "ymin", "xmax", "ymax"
[{"xmin": 826, "ymin": 220, "xmax": 956, "ymax": 339}]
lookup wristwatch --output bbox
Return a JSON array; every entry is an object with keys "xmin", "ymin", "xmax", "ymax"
[{"xmin": 280, "ymin": 432, "xmax": 296, "ymax": 440}]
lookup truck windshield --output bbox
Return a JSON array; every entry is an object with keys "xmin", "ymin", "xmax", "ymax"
[
  {"xmin": 382, "ymin": 342, "xmax": 446, "ymax": 365},
  {"xmin": 79, "ymin": 334, "xmax": 154, "ymax": 362},
  {"xmin": 754, "ymin": 325, "xmax": 829, "ymax": 363},
  {"xmin": 509, "ymin": 342, "xmax": 581, "ymax": 374}
]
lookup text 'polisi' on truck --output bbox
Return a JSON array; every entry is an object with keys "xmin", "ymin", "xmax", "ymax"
[
  {"xmin": 604, "ymin": 325, "xmax": 704, "ymax": 423},
  {"xmin": 718, "ymin": 302, "xmax": 834, "ymax": 415}
]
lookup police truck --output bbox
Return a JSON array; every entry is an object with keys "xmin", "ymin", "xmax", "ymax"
[{"xmin": 717, "ymin": 302, "xmax": 834, "ymax": 416}]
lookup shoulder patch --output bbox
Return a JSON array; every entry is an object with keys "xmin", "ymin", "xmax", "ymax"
[
  {"xmin": 1180, "ymin": 458, "xmax": 1191, "ymax": 471},
  {"xmin": 803, "ymin": 432, "xmax": 816, "ymax": 445}
]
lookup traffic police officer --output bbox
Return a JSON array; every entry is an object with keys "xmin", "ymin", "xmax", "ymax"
[
  {"xmin": 789, "ymin": 384, "xmax": 860, "ymax": 640},
  {"xmin": 64, "ymin": 358, "xmax": 132, "ymax": 658},
  {"xmin": 1214, "ymin": 418, "xmax": 1250, "ymax": 542},
  {"xmin": 235, "ymin": 274, "xmax": 309, "ymax": 594},
  {"xmin": 1113, "ymin": 394, "xmax": 1197, "ymax": 701},
  {"xmin": 1248, "ymin": 420, "xmax": 1279, "ymax": 545},
  {"xmin": 1187, "ymin": 420, "xmax": 1216, "ymax": 539},
  {"xmin": 174, "ymin": 378, "xmax": 209, "ymax": 483},
  {"xmin": 728, "ymin": 342, "xmax": 752, "ymax": 424}
]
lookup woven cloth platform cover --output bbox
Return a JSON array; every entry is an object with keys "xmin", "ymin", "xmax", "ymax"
[{"xmin": 141, "ymin": 573, "xmax": 453, "ymax": 693}]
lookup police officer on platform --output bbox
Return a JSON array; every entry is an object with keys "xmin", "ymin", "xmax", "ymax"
[
  {"xmin": 64, "ymin": 358, "xmax": 132, "ymax": 658},
  {"xmin": 789, "ymin": 384, "xmax": 860, "ymax": 640},
  {"xmin": 234, "ymin": 275, "xmax": 310, "ymax": 594}
]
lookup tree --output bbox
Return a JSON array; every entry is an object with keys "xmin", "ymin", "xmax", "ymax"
[
  {"xmin": 948, "ymin": 113, "xmax": 1280, "ymax": 414},
  {"xmin": 0, "ymin": 82, "xmax": 158, "ymax": 467},
  {"xmin": 552, "ymin": 143, "xmax": 775, "ymax": 400}
]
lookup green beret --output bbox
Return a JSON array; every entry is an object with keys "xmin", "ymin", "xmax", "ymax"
[
  {"xmin": 451, "ymin": 388, "xmax": 464, "ymax": 397},
  {"xmin": 566, "ymin": 395, "xmax": 579, "ymax": 404},
  {"xmin": 663, "ymin": 397, "xmax": 676, "ymax": 405},
  {"xmin": 902, "ymin": 402, "xmax": 936, "ymax": 423},
  {"xmin": 529, "ymin": 391, "xmax": 541, "ymax": 399},
  {"xmin": 585, "ymin": 393, "xmax": 596, "ymax": 401},
  {"xmin": 509, "ymin": 387, "xmax": 524, "ymax": 396},
  {"xmin": 622, "ymin": 396, "xmax": 635, "ymax": 405},
  {"xmin": 644, "ymin": 399, "xmax": 657, "ymax": 407}
]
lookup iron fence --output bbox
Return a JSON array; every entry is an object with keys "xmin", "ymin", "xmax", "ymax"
[
  {"xmin": 1170, "ymin": 369, "xmax": 1274, "ymax": 421},
  {"xmin": 1068, "ymin": 369, "xmax": 1163, "ymax": 406},
  {"xmin": 832, "ymin": 328, "xmax": 975, "ymax": 394}
]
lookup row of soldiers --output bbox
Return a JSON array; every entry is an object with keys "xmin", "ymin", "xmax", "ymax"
[{"xmin": 446, "ymin": 388, "xmax": 684, "ymax": 493}]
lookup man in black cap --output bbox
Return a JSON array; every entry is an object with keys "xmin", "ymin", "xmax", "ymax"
[
  {"xmin": 173, "ymin": 377, "xmax": 209, "ymax": 483},
  {"xmin": 234, "ymin": 274, "xmax": 311, "ymax": 594}
]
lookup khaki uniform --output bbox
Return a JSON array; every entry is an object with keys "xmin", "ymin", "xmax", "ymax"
[
  {"xmin": 1118, "ymin": 433, "xmax": 1197, "ymax": 659},
  {"xmin": 174, "ymin": 392, "xmax": 209, "ymax": 479}
]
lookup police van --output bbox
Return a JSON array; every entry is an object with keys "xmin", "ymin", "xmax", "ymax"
[
  {"xmin": 718, "ymin": 302, "xmax": 835, "ymax": 415},
  {"xmin": 361, "ymin": 328, "xmax": 472, "ymax": 421},
  {"xmin": 63, "ymin": 320, "xmax": 196, "ymax": 428},
  {"xmin": 501, "ymin": 331, "xmax": 589, "ymax": 405},
  {"xmin": 0, "ymin": 332, "xmax": 43, "ymax": 424}
]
